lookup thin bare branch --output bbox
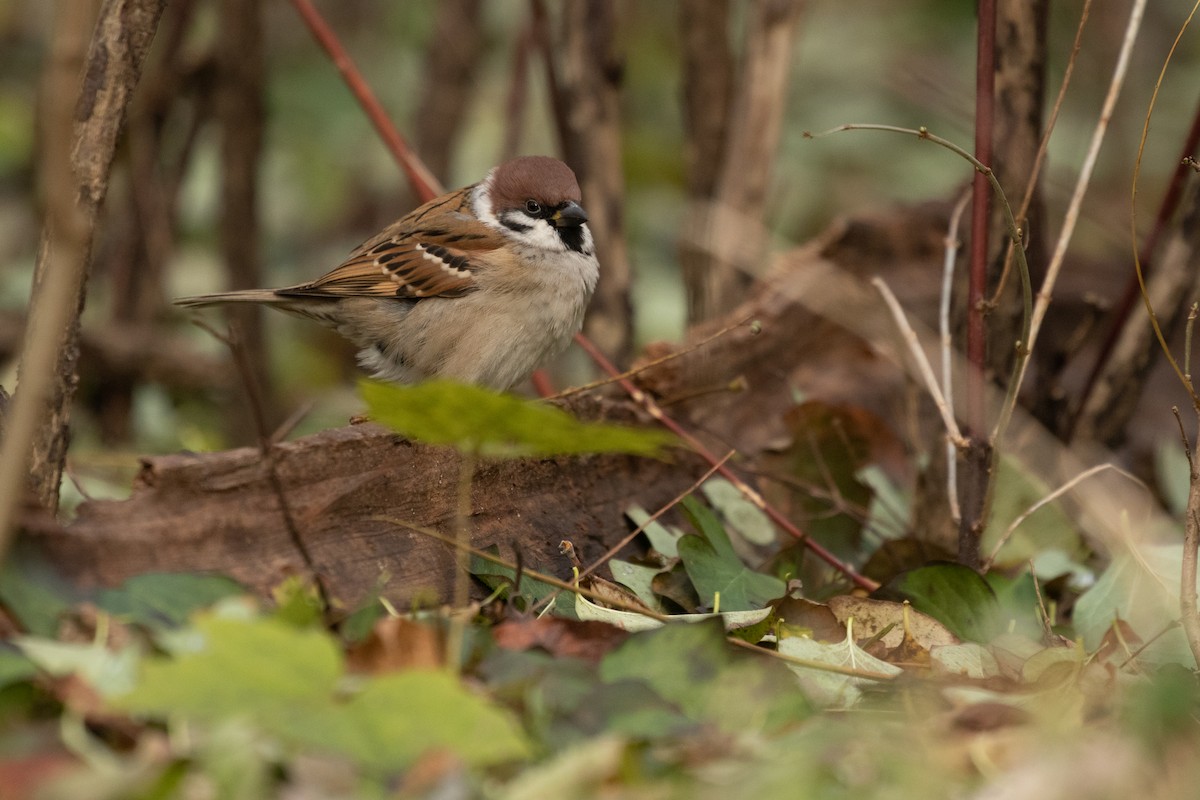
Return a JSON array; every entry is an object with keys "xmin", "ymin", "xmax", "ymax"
[
  {"xmin": 1127, "ymin": 0, "xmax": 1200, "ymax": 405},
  {"xmin": 941, "ymin": 190, "xmax": 973, "ymax": 524},
  {"xmin": 982, "ymin": 464, "xmax": 1144, "ymax": 571},
  {"xmin": 572, "ymin": 331, "xmax": 880, "ymax": 591},
  {"xmin": 873, "ymin": 277, "xmax": 965, "ymax": 449}
]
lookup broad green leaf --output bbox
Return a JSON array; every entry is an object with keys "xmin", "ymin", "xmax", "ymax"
[
  {"xmin": 857, "ymin": 465, "xmax": 910, "ymax": 540},
  {"xmin": 876, "ymin": 563, "xmax": 1001, "ymax": 642},
  {"xmin": 1074, "ymin": 542, "xmax": 1197, "ymax": 667},
  {"xmin": 270, "ymin": 576, "xmax": 326, "ymax": 628},
  {"xmin": 114, "ymin": 615, "xmax": 341, "ymax": 718},
  {"xmin": 759, "ymin": 401, "xmax": 882, "ymax": 558},
  {"xmin": 608, "ymin": 559, "xmax": 665, "ymax": 613},
  {"xmin": 114, "ymin": 613, "xmax": 528, "ymax": 771},
  {"xmin": 985, "ymin": 569, "xmax": 1048, "ymax": 638},
  {"xmin": 292, "ymin": 670, "xmax": 530, "ymax": 770},
  {"xmin": 600, "ymin": 620, "xmax": 730, "ymax": 719},
  {"xmin": 600, "ymin": 619, "xmax": 808, "ymax": 731},
  {"xmin": 982, "ymin": 455, "xmax": 1085, "ymax": 568},
  {"xmin": 479, "ymin": 649, "xmax": 689, "ymax": 750},
  {"xmin": 1122, "ymin": 664, "xmax": 1200, "ymax": 746},
  {"xmin": 701, "ymin": 478, "xmax": 776, "ymax": 546},
  {"xmin": 96, "ymin": 572, "xmax": 244, "ymax": 629},
  {"xmin": 361, "ymin": 379, "xmax": 674, "ymax": 458},
  {"xmin": 0, "ymin": 548, "xmax": 75, "ymax": 637},
  {"xmin": 677, "ymin": 498, "xmax": 786, "ymax": 611},
  {"xmin": 624, "ymin": 504, "xmax": 684, "ymax": 558},
  {"xmin": 1155, "ymin": 440, "xmax": 1191, "ymax": 517},
  {"xmin": 0, "ymin": 647, "xmax": 36, "ymax": 688},
  {"xmin": 469, "ymin": 550, "xmax": 573, "ymax": 616}
]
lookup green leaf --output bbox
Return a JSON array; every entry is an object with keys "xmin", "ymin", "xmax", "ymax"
[
  {"xmin": 1155, "ymin": 440, "xmax": 1191, "ymax": 517},
  {"xmin": 760, "ymin": 402, "xmax": 881, "ymax": 558},
  {"xmin": 114, "ymin": 614, "xmax": 341, "ymax": 717},
  {"xmin": 114, "ymin": 613, "xmax": 528, "ymax": 771},
  {"xmin": 625, "ymin": 504, "xmax": 684, "ymax": 558},
  {"xmin": 292, "ymin": 670, "xmax": 530, "ymax": 770},
  {"xmin": 600, "ymin": 620, "xmax": 807, "ymax": 731},
  {"xmin": 96, "ymin": 572, "xmax": 245, "ymax": 629},
  {"xmin": 600, "ymin": 620, "xmax": 730, "ymax": 719},
  {"xmin": 875, "ymin": 563, "xmax": 1002, "ymax": 642},
  {"xmin": 0, "ymin": 547, "xmax": 75, "ymax": 637},
  {"xmin": 0, "ymin": 646, "xmax": 38, "ymax": 689},
  {"xmin": 469, "ymin": 550, "xmax": 573, "ymax": 616},
  {"xmin": 984, "ymin": 569, "xmax": 1045, "ymax": 638},
  {"xmin": 608, "ymin": 559, "xmax": 665, "ymax": 612},
  {"xmin": 361, "ymin": 379, "xmax": 674, "ymax": 458},
  {"xmin": 677, "ymin": 498, "xmax": 786, "ymax": 611},
  {"xmin": 270, "ymin": 576, "xmax": 326, "ymax": 628},
  {"xmin": 982, "ymin": 455, "xmax": 1085, "ymax": 568},
  {"xmin": 1075, "ymin": 542, "xmax": 1197, "ymax": 667},
  {"xmin": 701, "ymin": 478, "xmax": 776, "ymax": 546}
]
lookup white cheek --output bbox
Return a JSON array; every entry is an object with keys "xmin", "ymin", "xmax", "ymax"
[
  {"xmin": 512, "ymin": 216, "xmax": 574, "ymax": 252},
  {"xmin": 472, "ymin": 178, "xmax": 496, "ymax": 224}
]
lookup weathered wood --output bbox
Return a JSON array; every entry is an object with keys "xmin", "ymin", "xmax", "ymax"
[{"xmin": 29, "ymin": 401, "xmax": 703, "ymax": 609}]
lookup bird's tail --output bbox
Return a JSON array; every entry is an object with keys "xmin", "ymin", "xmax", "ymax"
[{"xmin": 174, "ymin": 290, "xmax": 284, "ymax": 309}]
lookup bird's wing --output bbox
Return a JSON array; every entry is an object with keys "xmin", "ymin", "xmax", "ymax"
[{"xmin": 277, "ymin": 186, "xmax": 506, "ymax": 300}]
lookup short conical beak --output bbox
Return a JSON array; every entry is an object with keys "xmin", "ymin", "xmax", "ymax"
[{"xmin": 550, "ymin": 201, "xmax": 588, "ymax": 227}]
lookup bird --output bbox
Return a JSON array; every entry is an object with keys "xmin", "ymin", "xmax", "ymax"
[{"xmin": 176, "ymin": 156, "xmax": 599, "ymax": 391}]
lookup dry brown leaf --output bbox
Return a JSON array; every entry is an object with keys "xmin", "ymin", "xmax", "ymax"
[
  {"xmin": 828, "ymin": 595, "xmax": 958, "ymax": 651},
  {"xmin": 491, "ymin": 616, "xmax": 629, "ymax": 663},
  {"xmin": 345, "ymin": 616, "xmax": 444, "ymax": 674}
]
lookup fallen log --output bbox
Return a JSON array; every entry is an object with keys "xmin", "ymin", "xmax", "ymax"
[{"xmin": 21, "ymin": 206, "xmax": 955, "ymax": 608}]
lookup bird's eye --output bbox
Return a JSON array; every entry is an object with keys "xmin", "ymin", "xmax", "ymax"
[{"xmin": 524, "ymin": 199, "xmax": 543, "ymax": 216}]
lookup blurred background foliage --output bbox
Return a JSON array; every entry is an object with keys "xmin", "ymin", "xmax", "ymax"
[{"xmin": 0, "ymin": 0, "xmax": 1198, "ymax": 503}]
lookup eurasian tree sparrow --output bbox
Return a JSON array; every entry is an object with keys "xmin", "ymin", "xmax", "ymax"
[{"xmin": 176, "ymin": 156, "xmax": 599, "ymax": 390}]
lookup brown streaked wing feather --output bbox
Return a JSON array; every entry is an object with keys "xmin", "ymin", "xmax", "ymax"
[{"xmin": 276, "ymin": 185, "xmax": 507, "ymax": 301}]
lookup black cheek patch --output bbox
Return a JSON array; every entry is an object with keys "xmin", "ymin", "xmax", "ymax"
[
  {"xmin": 500, "ymin": 218, "xmax": 532, "ymax": 234},
  {"xmin": 557, "ymin": 225, "xmax": 586, "ymax": 254}
]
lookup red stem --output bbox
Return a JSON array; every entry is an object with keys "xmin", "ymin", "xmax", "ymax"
[
  {"xmin": 288, "ymin": 0, "xmax": 444, "ymax": 203},
  {"xmin": 968, "ymin": 0, "xmax": 996, "ymax": 436},
  {"xmin": 573, "ymin": 333, "xmax": 880, "ymax": 592}
]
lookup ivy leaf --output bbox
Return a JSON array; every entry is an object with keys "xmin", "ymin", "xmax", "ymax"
[
  {"xmin": 600, "ymin": 620, "xmax": 809, "ymax": 731},
  {"xmin": 361, "ymin": 379, "xmax": 674, "ymax": 458},
  {"xmin": 875, "ymin": 563, "xmax": 1002, "ymax": 642},
  {"xmin": 677, "ymin": 498, "xmax": 786, "ymax": 611}
]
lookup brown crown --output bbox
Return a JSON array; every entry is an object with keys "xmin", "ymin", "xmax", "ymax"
[{"xmin": 488, "ymin": 156, "xmax": 582, "ymax": 210}]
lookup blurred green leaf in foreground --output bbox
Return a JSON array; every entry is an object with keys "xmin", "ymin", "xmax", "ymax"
[{"xmin": 360, "ymin": 379, "xmax": 675, "ymax": 458}]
